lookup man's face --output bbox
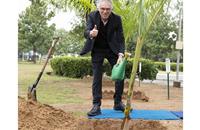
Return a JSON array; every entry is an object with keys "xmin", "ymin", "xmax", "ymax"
[{"xmin": 99, "ymin": 1, "xmax": 112, "ymax": 21}]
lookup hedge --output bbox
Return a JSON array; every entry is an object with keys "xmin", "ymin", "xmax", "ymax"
[
  {"xmin": 154, "ymin": 62, "xmax": 183, "ymax": 72},
  {"xmin": 50, "ymin": 56, "xmax": 158, "ymax": 80},
  {"xmin": 50, "ymin": 56, "xmax": 92, "ymax": 78},
  {"xmin": 103, "ymin": 58, "xmax": 158, "ymax": 80}
]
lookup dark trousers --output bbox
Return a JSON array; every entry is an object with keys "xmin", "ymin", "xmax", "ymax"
[{"xmin": 91, "ymin": 49, "xmax": 124, "ymax": 106}]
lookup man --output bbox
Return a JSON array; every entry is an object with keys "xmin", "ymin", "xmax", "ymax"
[{"xmin": 80, "ymin": 0, "xmax": 125, "ymax": 116}]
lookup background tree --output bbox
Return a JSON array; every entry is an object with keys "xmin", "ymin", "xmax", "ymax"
[
  {"xmin": 113, "ymin": 0, "xmax": 181, "ymax": 62},
  {"xmin": 43, "ymin": 0, "xmax": 95, "ymax": 18},
  {"xmin": 20, "ymin": 0, "xmax": 181, "ymax": 62},
  {"xmin": 142, "ymin": 13, "xmax": 178, "ymax": 61},
  {"xmin": 54, "ymin": 22, "xmax": 85, "ymax": 55},
  {"xmin": 18, "ymin": 0, "xmax": 56, "ymax": 63},
  {"xmin": 38, "ymin": 0, "xmax": 95, "ymax": 55}
]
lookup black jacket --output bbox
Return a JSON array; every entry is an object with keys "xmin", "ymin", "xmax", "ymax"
[{"xmin": 80, "ymin": 11, "xmax": 125, "ymax": 55}]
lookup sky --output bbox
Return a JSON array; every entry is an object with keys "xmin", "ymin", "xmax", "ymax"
[
  {"xmin": 18, "ymin": 0, "xmax": 180, "ymax": 31},
  {"xmin": 18, "ymin": 0, "xmax": 79, "ymax": 31}
]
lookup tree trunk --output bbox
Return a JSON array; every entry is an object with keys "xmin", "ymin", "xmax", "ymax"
[{"xmin": 32, "ymin": 46, "xmax": 37, "ymax": 64}]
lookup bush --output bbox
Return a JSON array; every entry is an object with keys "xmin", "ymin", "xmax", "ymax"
[
  {"xmin": 137, "ymin": 59, "xmax": 158, "ymax": 80},
  {"xmin": 50, "ymin": 56, "xmax": 158, "ymax": 80},
  {"xmin": 50, "ymin": 56, "xmax": 92, "ymax": 78},
  {"xmin": 105, "ymin": 58, "xmax": 158, "ymax": 80},
  {"xmin": 122, "ymin": 59, "xmax": 158, "ymax": 80},
  {"xmin": 154, "ymin": 62, "xmax": 183, "ymax": 72}
]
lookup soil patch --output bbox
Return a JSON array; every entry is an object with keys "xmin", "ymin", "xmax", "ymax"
[
  {"xmin": 76, "ymin": 119, "xmax": 167, "ymax": 130},
  {"xmin": 19, "ymin": 97, "xmax": 168, "ymax": 130},
  {"xmin": 103, "ymin": 90, "xmax": 149, "ymax": 102},
  {"xmin": 102, "ymin": 78, "xmax": 130, "ymax": 88},
  {"xmin": 18, "ymin": 97, "xmax": 76, "ymax": 130}
]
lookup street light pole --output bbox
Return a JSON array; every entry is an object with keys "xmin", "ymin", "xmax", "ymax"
[
  {"xmin": 174, "ymin": 2, "xmax": 183, "ymax": 87},
  {"xmin": 165, "ymin": 58, "xmax": 171, "ymax": 100},
  {"xmin": 176, "ymin": 50, "xmax": 181, "ymax": 81}
]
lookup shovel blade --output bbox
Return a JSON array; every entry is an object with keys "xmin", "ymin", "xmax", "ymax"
[{"xmin": 27, "ymin": 85, "xmax": 37, "ymax": 101}]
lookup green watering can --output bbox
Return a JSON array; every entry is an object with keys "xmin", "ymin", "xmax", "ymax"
[{"xmin": 111, "ymin": 52, "xmax": 131, "ymax": 81}]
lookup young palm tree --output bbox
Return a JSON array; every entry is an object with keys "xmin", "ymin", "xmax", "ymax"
[{"xmin": 114, "ymin": 0, "xmax": 170, "ymax": 129}]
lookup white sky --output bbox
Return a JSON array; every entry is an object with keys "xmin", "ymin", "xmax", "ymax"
[
  {"xmin": 18, "ymin": 0, "xmax": 180, "ymax": 31},
  {"xmin": 47, "ymin": 10, "xmax": 79, "ymax": 31},
  {"xmin": 18, "ymin": 0, "xmax": 79, "ymax": 31}
]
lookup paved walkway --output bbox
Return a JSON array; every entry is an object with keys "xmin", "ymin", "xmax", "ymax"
[{"xmin": 139, "ymin": 72, "xmax": 183, "ymax": 87}]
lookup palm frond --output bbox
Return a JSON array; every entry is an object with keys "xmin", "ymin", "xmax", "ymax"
[
  {"xmin": 114, "ymin": 0, "xmax": 170, "ymax": 44},
  {"xmin": 42, "ymin": 0, "xmax": 96, "ymax": 13}
]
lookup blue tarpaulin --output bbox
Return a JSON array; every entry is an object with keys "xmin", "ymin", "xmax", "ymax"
[
  {"xmin": 171, "ymin": 111, "xmax": 183, "ymax": 119},
  {"xmin": 88, "ymin": 109, "xmax": 181, "ymax": 120}
]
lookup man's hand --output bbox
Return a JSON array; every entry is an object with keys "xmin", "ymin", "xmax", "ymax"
[
  {"xmin": 116, "ymin": 53, "xmax": 124, "ymax": 64},
  {"xmin": 90, "ymin": 25, "xmax": 98, "ymax": 38}
]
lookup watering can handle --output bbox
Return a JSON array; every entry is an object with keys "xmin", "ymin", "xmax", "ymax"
[
  {"xmin": 124, "ymin": 52, "xmax": 131, "ymax": 59},
  {"xmin": 116, "ymin": 58, "xmax": 122, "ymax": 65}
]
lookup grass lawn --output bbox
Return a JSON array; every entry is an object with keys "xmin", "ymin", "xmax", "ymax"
[{"xmin": 18, "ymin": 61, "xmax": 85, "ymax": 105}]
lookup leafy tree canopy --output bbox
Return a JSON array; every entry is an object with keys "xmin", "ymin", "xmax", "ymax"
[{"xmin": 18, "ymin": 0, "xmax": 56, "ymax": 62}]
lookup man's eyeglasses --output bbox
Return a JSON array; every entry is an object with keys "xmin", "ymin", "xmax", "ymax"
[{"xmin": 100, "ymin": 7, "xmax": 111, "ymax": 11}]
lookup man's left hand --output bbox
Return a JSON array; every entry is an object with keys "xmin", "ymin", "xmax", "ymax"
[{"xmin": 117, "ymin": 53, "xmax": 124, "ymax": 64}]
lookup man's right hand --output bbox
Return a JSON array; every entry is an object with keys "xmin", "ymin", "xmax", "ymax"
[{"xmin": 89, "ymin": 25, "xmax": 98, "ymax": 38}]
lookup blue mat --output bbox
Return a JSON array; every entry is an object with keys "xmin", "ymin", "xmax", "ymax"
[
  {"xmin": 171, "ymin": 111, "xmax": 183, "ymax": 119},
  {"xmin": 88, "ymin": 109, "xmax": 180, "ymax": 120}
]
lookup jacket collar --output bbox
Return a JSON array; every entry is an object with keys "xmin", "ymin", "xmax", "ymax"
[
  {"xmin": 95, "ymin": 11, "xmax": 114, "ymax": 40},
  {"xmin": 95, "ymin": 11, "xmax": 114, "ymax": 28}
]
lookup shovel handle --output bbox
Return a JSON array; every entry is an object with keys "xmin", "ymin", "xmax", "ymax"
[{"xmin": 41, "ymin": 38, "xmax": 59, "ymax": 72}]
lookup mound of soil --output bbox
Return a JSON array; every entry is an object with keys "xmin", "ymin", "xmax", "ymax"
[
  {"xmin": 103, "ymin": 90, "xmax": 149, "ymax": 102},
  {"xmin": 83, "ymin": 76, "xmax": 130, "ymax": 88},
  {"xmin": 102, "ymin": 79, "xmax": 130, "ymax": 88},
  {"xmin": 18, "ymin": 97, "xmax": 76, "ymax": 130},
  {"xmin": 76, "ymin": 119, "xmax": 167, "ymax": 130},
  {"xmin": 18, "ymin": 97, "xmax": 167, "ymax": 130}
]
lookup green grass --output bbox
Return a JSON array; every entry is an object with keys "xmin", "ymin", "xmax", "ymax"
[
  {"xmin": 72, "ymin": 111, "xmax": 86, "ymax": 117},
  {"xmin": 18, "ymin": 62, "xmax": 85, "ymax": 104}
]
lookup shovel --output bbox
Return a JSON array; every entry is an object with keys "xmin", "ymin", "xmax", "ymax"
[{"xmin": 27, "ymin": 37, "xmax": 60, "ymax": 101}]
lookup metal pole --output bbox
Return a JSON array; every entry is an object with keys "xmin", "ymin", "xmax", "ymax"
[
  {"xmin": 176, "ymin": 2, "xmax": 182, "ymax": 81},
  {"xmin": 176, "ymin": 51, "xmax": 180, "ymax": 81},
  {"xmin": 139, "ymin": 62, "xmax": 141, "ymax": 87},
  {"xmin": 166, "ymin": 58, "xmax": 170, "ymax": 99},
  {"xmin": 138, "ymin": 73, "xmax": 140, "ymax": 87},
  {"xmin": 167, "ymin": 73, "xmax": 170, "ymax": 100}
]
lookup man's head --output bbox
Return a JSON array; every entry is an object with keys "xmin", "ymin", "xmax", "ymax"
[{"xmin": 97, "ymin": 0, "xmax": 113, "ymax": 21}]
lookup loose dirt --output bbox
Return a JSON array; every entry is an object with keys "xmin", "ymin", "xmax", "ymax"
[
  {"xmin": 76, "ymin": 119, "xmax": 167, "ymax": 130},
  {"xmin": 19, "ymin": 97, "xmax": 169, "ymax": 130},
  {"xmin": 19, "ymin": 76, "xmax": 183, "ymax": 130},
  {"xmin": 103, "ymin": 90, "xmax": 149, "ymax": 101},
  {"xmin": 19, "ymin": 97, "xmax": 76, "ymax": 130}
]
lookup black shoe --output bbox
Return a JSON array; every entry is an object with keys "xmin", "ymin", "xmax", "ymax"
[
  {"xmin": 87, "ymin": 105, "xmax": 101, "ymax": 116},
  {"xmin": 113, "ymin": 102, "xmax": 125, "ymax": 112}
]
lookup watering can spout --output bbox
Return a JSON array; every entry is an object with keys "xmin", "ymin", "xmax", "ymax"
[{"xmin": 124, "ymin": 52, "xmax": 131, "ymax": 59}]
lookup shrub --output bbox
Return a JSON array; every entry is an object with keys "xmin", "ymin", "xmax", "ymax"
[
  {"xmin": 137, "ymin": 59, "xmax": 158, "ymax": 80},
  {"xmin": 50, "ymin": 56, "xmax": 92, "ymax": 78},
  {"xmin": 154, "ymin": 62, "xmax": 183, "ymax": 72},
  {"xmin": 104, "ymin": 58, "xmax": 158, "ymax": 80},
  {"xmin": 50, "ymin": 56, "xmax": 158, "ymax": 80}
]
